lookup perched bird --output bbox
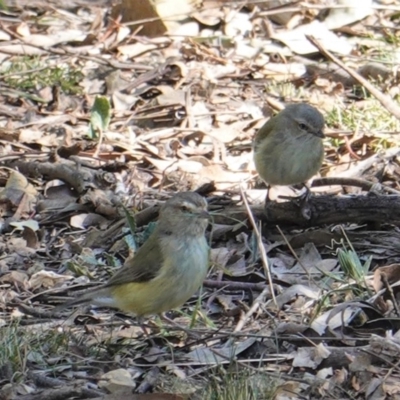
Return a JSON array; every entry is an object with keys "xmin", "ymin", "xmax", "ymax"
[
  {"xmin": 56, "ymin": 192, "xmax": 210, "ymax": 317},
  {"xmin": 253, "ymin": 103, "xmax": 325, "ymax": 197}
]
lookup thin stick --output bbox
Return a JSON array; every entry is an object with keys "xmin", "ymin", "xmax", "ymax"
[
  {"xmin": 239, "ymin": 186, "xmax": 277, "ymax": 309},
  {"xmin": 306, "ymin": 35, "xmax": 400, "ymax": 120}
]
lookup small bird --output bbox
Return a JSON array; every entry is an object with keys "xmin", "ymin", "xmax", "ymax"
[
  {"xmin": 56, "ymin": 192, "xmax": 210, "ymax": 317},
  {"xmin": 253, "ymin": 103, "xmax": 325, "ymax": 198}
]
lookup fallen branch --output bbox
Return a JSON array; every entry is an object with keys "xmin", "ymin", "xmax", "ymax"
[{"xmin": 214, "ymin": 194, "xmax": 400, "ymax": 228}]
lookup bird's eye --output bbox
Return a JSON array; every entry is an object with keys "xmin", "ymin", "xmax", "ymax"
[
  {"xmin": 181, "ymin": 205, "xmax": 189, "ymax": 212},
  {"xmin": 298, "ymin": 123, "xmax": 308, "ymax": 131}
]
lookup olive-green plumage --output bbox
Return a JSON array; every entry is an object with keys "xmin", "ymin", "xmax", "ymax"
[
  {"xmin": 253, "ymin": 103, "xmax": 325, "ymax": 186},
  {"xmin": 58, "ymin": 192, "xmax": 210, "ymax": 316}
]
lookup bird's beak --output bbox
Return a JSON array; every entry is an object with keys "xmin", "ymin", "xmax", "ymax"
[
  {"xmin": 198, "ymin": 210, "xmax": 210, "ymax": 219},
  {"xmin": 315, "ymin": 130, "xmax": 325, "ymax": 138}
]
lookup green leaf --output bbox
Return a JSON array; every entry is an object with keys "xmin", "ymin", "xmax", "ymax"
[
  {"xmin": 89, "ymin": 96, "xmax": 111, "ymax": 138},
  {"xmin": 65, "ymin": 261, "xmax": 95, "ymax": 279},
  {"xmin": 121, "ymin": 205, "xmax": 137, "ymax": 236}
]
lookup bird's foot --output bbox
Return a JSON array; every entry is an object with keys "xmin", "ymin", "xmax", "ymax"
[
  {"xmin": 278, "ymin": 186, "xmax": 313, "ymax": 220},
  {"xmin": 157, "ymin": 313, "xmax": 193, "ymax": 335}
]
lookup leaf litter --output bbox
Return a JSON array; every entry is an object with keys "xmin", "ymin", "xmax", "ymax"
[{"xmin": 0, "ymin": 0, "xmax": 400, "ymax": 399}]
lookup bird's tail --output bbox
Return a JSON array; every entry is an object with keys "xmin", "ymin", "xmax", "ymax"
[{"xmin": 53, "ymin": 287, "xmax": 113, "ymax": 313}]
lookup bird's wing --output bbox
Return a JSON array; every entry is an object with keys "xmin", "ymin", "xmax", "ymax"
[{"xmin": 104, "ymin": 232, "xmax": 164, "ymax": 287}]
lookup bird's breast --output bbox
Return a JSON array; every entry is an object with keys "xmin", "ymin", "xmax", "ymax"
[
  {"xmin": 254, "ymin": 131, "xmax": 324, "ymax": 185},
  {"xmin": 157, "ymin": 235, "xmax": 209, "ymax": 307},
  {"xmin": 111, "ymin": 235, "xmax": 209, "ymax": 316}
]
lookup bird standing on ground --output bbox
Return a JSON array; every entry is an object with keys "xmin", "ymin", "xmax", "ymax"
[
  {"xmin": 57, "ymin": 192, "xmax": 210, "ymax": 317},
  {"xmin": 253, "ymin": 103, "xmax": 325, "ymax": 197}
]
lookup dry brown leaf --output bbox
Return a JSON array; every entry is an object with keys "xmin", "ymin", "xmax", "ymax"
[
  {"xmin": 373, "ymin": 263, "xmax": 400, "ymax": 292},
  {"xmin": 29, "ymin": 271, "xmax": 73, "ymax": 290},
  {"xmin": 292, "ymin": 343, "xmax": 331, "ymax": 368},
  {"xmin": 273, "ymin": 21, "xmax": 352, "ymax": 55},
  {"xmin": 210, "ymin": 247, "xmax": 235, "ymax": 268},
  {"xmin": 99, "ymin": 369, "xmax": 136, "ymax": 393}
]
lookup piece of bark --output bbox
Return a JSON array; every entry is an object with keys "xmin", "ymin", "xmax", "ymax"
[{"xmin": 9, "ymin": 160, "xmax": 116, "ymax": 194}]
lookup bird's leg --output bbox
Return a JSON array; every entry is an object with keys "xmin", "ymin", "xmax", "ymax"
[
  {"xmin": 158, "ymin": 313, "xmax": 192, "ymax": 335},
  {"xmin": 132, "ymin": 316, "xmax": 159, "ymax": 347},
  {"xmin": 277, "ymin": 183, "xmax": 309, "ymax": 202},
  {"xmin": 114, "ymin": 313, "xmax": 156, "ymax": 343},
  {"xmin": 297, "ymin": 183, "xmax": 312, "ymax": 220},
  {"xmin": 299, "ymin": 183, "xmax": 311, "ymax": 202},
  {"xmin": 138, "ymin": 316, "xmax": 152, "ymax": 337},
  {"xmin": 263, "ymin": 184, "xmax": 275, "ymax": 220},
  {"xmin": 266, "ymin": 184, "xmax": 271, "ymax": 202},
  {"xmin": 277, "ymin": 183, "xmax": 313, "ymax": 219}
]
